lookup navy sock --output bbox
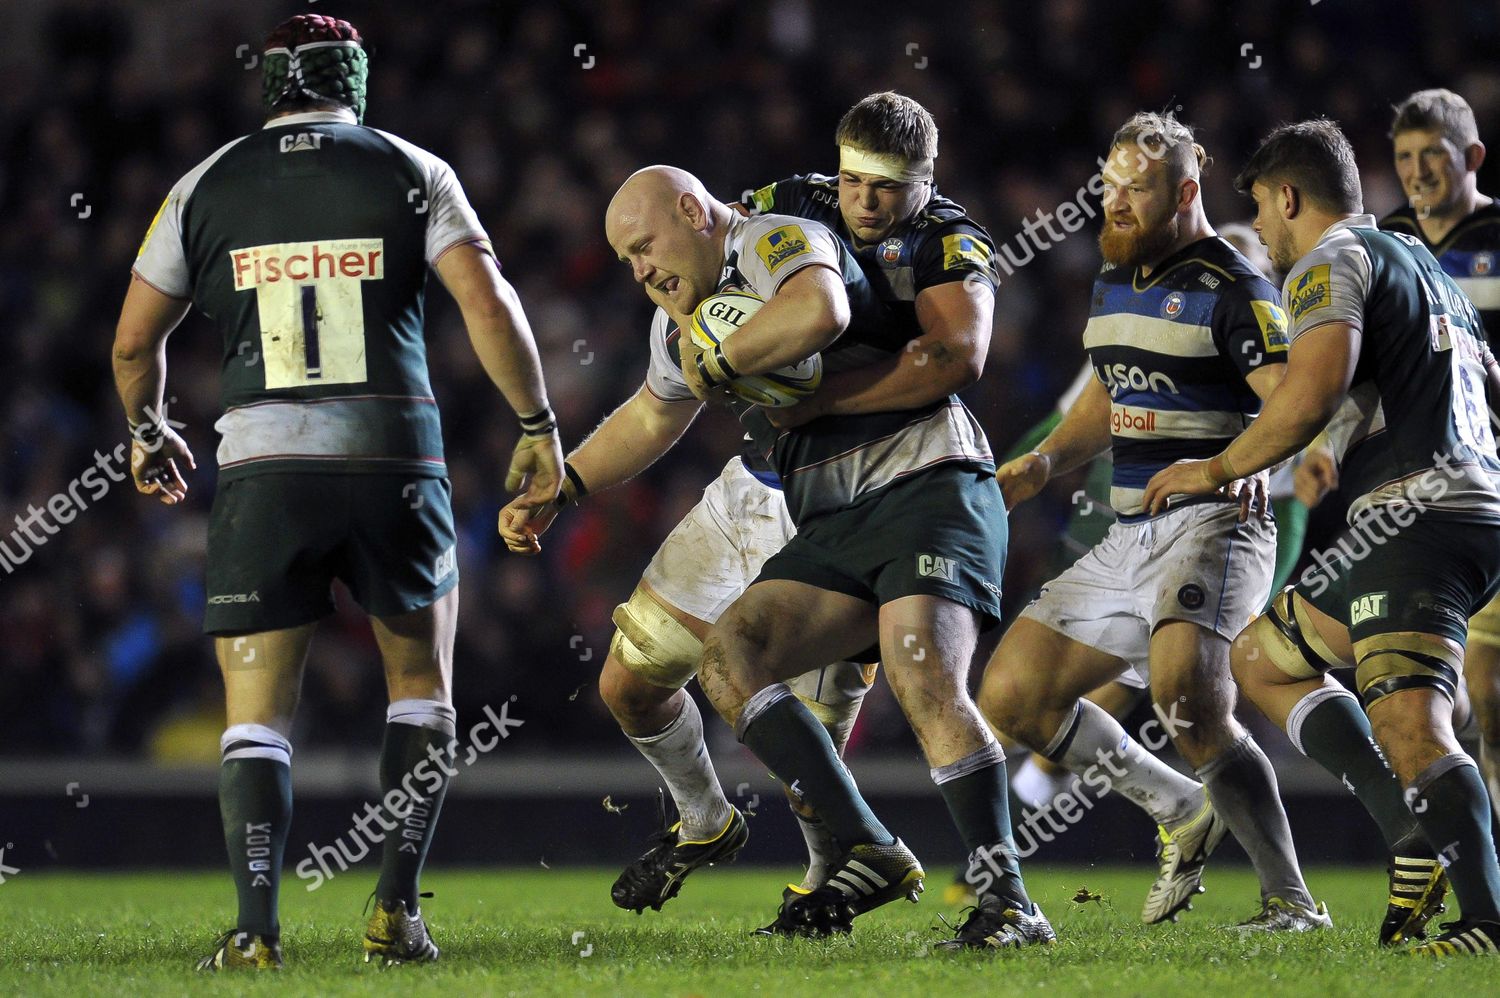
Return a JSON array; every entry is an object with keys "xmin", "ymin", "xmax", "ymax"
[
  {"xmin": 933, "ymin": 744, "xmax": 1030, "ymax": 910},
  {"xmin": 375, "ymin": 700, "xmax": 457, "ymax": 910},
  {"xmin": 736, "ymin": 685, "xmax": 890, "ymax": 847},
  {"xmin": 218, "ymin": 725, "xmax": 293, "ymax": 939},
  {"xmin": 1408, "ymin": 755, "xmax": 1500, "ymax": 921}
]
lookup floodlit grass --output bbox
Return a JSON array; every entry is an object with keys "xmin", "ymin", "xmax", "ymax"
[{"xmin": 1, "ymin": 866, "xmax": 1493, "ymax": 995}]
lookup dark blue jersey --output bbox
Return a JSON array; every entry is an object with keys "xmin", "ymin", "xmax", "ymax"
[
  {"xmin": 1083, "ymin": 236, "xmax": 1289, "ymax": 517},
  {"xmin": 1380, "ymin": 200, "xmax": 1500, "ymax": 349},
  {"xmin": 747, "ymin": 173, "xmax": 999, "ymax": 329}
]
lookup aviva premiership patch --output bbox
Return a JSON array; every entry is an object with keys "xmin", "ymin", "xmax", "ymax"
[
  {"xmin": 1250, "ymin": 300, "xmax": 1290, "ymax": 352},
  {"xmin": 942, "ymin": 233, "xmax": 991, "ymax": 271},
  {"xmin": 137, "ymin": 193, "xmax": 173, "ymax": 259},
  {"xmin": 756, "ymin": 225, "xmax": 811, "ymax": 274},
  {"xmin": 1289, "ymin": 264, "xmax": 1331, "ymax": 320}
]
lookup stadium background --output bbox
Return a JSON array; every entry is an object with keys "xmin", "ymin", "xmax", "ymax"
[{"xmin": 2, "ymin": 0, "xmax": 1497, "ymax": 871}]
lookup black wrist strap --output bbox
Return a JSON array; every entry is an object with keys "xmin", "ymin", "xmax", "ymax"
[
  {"xmin": 130, "ymin": 420, "xmax": 164, "ymax": 446},
  {"xmin": 555, "ymin": 462, "xmax": 588, "ymax": 507},
  {"xmin": 519, "ymin": 405, "xmax": 557, "ymax": 437}
]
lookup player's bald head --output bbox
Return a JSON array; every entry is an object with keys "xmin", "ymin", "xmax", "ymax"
[
  {"xmin": 607, "ymin": 166, "xmax": 715, "ymax": 240},
  {"xmin": 606, "ymin": 166, "xmax": 730, "ymax": 314}
]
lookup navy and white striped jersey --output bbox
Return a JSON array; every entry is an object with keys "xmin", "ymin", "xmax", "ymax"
[
  {"xmin": 1380, "ymin": 200, "xmax": 1500, "ymax": 348},
  {"xmin": 1083, "ymin": 236, "xmax": 1289, "ymax": 517}
]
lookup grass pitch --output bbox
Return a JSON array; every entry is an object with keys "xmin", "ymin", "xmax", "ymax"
[{"xmin": 1, "ymin": 865, "xmax": 1494, "ymax": 995}]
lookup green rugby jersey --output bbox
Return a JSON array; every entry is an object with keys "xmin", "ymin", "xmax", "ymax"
[
  {"xmin": 1285, "ymin": 215, "xmax": 1500, "ymax": 524},
  {"xmin": 133, "ymin": 109, "xmax": 490, "ymax": 480}
]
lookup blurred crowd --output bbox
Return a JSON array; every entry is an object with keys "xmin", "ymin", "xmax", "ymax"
[{"xmin": 2, "ymin": 0, "xmax": 1497, "ymax": 759}]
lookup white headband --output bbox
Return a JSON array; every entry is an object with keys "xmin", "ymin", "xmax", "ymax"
[{"xmin": 839, "ymin": 145, "xmax": 934, "ymax": 184}]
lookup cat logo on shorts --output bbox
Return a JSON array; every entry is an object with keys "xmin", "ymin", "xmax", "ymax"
[
  {"xmin": 917, "ymin": 554, "xmax": 958, "ymax": 583},
  {"xmin": 1350, "ymin": 592, "xmax": 1388, "ymax": 626},
  {"xmin": 1177, "ymin": 584, "xmax": 1205, "ymax": 610}
]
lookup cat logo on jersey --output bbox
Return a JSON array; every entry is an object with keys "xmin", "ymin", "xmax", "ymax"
[
  {"xmin": 756, "ymin": 225, "xmax": 811, "ymax": 273},
  {"xmin": 1250, "ymin": 300, "xmax": 1290, "ymax": 352},
  {"xmin": 1290, "ymin": 264, "xmax": 1332, "ymax": 320},
  {"xmin": 942, "ymin": 233, "xmax": 991, "ymax": 271}
]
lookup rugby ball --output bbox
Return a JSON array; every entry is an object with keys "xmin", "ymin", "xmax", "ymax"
[{"xmin": 688, "ymin": 290, "xmax": 823, "ymax": 408}]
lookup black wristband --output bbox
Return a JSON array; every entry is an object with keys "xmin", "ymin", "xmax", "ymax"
[
  {"xmin": 130, "ymin": 420, "xmax": 164, "ymax": 447},
  {"xmin": 555, "ymin": 462, "xmax": 588, "ymax": 508},
  {"xmin": 711, "ymin": 344, "xmax": 738, "ymax": 381},
  {"xmin": 564, "ymin": 462, "xmax": 588, "ymax": 499},
  {"xmin": 694, "ymin": 353, "xmax": 715, "ymax": 388},
  {"xmin": 518, "ymin": 405, "xmax": 557, "ymax": 437}
]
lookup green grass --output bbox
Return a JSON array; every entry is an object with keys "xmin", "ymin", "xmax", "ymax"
[{"xmin": 0, "ymin": 866, "xmax": 1493, "ymax": 995}]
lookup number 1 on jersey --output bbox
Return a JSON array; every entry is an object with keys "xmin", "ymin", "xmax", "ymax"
[
  {"xmin": 301, "ymin": 285, "xmax": 322, "ymax": 379},
  {"xmin": 232, "ymin": 237, "xmax": 382, "ymax": 389}
]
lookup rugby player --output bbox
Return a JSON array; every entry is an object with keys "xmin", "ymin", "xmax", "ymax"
[
  {"xmin": 1299, "ymin": 89, "xmax": 1500, "ymax": 822},
  {"xmin": 1147, "ymin": 118, "xmax": 1500, "ymax": 955},
  {"xmin": 114, "ymin": 14, "xmax": 562, "ymax": 969},
  {"xmin": 979, "ymin": 113, "xmax": 1331, "ymax": 932},
  {"xmin": 500, "ymin": 94, "xmax": 1002, "ymax": 920},
  {"xmin": 576, "ymin": 165, "xmax": 1051, "ymax": 948}
]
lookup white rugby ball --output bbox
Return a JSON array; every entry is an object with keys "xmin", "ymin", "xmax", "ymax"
[{"xmin": 688, "ymin": 290, "xmax": 823, "ymax": 408}]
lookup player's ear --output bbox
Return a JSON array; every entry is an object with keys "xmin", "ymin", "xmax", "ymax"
[
  {"xmin": 679, "ymin": 193, "xmax": 706, "ymax": 230},
  {"xmin": 1280, "ymin": 183, "xmax": 1299, "ymax": 221},
  {"xmin": 1178, "ymin": 176, "xmax": 1199, "ymax": 213},
  {"xmin": 1466, "ymin": 141, "xmax": 1486, "ymax": 174}
]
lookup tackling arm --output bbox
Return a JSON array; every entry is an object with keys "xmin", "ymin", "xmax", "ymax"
[
  {"xmin": 716, "ymin": 264, "xmax": 849, "ymax": 375},
  {"xmin": 775, "ymin": 279, "xmax": 991, "ymax": 423}
]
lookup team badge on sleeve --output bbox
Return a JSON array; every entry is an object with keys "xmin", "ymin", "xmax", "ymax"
[
  {"xmin": 137, "ymin": 193, "xmax": 173, "ymax": 259},
  {"xmin": 1250, "ymin": 300, "xmax": 1290, "ymax": 352},
  {"xmin": 756, "ymin": 225, "xmax": 811, "ymax": 273},
  {"xmin": 1289, "ymin": 264, "xmax": 1332, "ymax": 320},
  {"xmin": 942, "ymin": 233, "xmax": 992, "ymax": 271}
]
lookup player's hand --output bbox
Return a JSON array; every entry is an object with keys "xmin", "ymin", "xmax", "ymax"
[
  {"xmin": 498, "ymin": 493, "xmax": 558, "ymax": 555},
  {"xmin": 1223, "ymin": 467, "xmax": 1272, "ymax": 523},
  {"xmin": 763, "ymin": 393, "xmax": 828, "ymax": 429},
  {"xmin": 1142, "ymin": 458, "xmax": 1220, "ymax": 515},
  {"xmin": 131, "ymin": 427, "xmax": 195, "ymax": 505},
  {"xmin": 507, "ymin": 428, "xmax": 564, "ymax": 507},
  {"xmin": 678, "ymin": 332, "xmax": 737, "ymax": 405},
  {"xmin": 1294, "ymin": 447, "xmax": 1338, "ymax": 508},
  {"xmin": 994, "ymin": 451, "xmax": 1052, "ymax": 510}
]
